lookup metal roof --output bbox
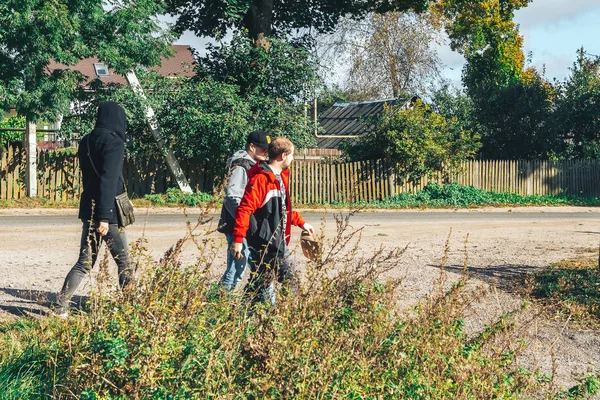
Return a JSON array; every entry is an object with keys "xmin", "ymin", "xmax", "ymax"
[{"xmin": 316, "ymin": 95, "xmax": 416, "ymax": 149}]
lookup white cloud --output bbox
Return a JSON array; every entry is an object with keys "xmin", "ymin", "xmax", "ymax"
[
  {"xmin": 530, "ymin": 54, "xmax": 575, "ymax": 81},
  {"xmin": 514, "ymin": 0, "xmax": 600, "ymax": 29}
]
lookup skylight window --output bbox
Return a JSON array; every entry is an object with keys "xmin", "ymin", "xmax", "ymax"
[{"xmin": 94, "ymin": 63, "xmax": 110, "ymax": 77}]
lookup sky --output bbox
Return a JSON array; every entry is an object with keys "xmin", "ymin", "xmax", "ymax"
[
  {"xmin": 173, "ymin": 0, "xmax": 600, "ymax": 90},
  {"xmin": 439, "ymin": 0, "xmax": 600, "ymax": 87}
]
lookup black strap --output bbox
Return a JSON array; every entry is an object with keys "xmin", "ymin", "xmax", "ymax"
[
  {"xmin": 86, "ymin": 136, "xmax": 101, "ymax": 178},
  {"xmin": 85, "ymin": 133, "xmax": 126, "ymax": 192}
]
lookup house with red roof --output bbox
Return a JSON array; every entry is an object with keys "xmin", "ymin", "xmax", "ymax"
[
  {"xmin": 46, "ymin": 45, "xmax": 196, "ymax": 86},
  {"xmin": 39, "ymin": 45, "xmax": 196, "ymax": 148}
]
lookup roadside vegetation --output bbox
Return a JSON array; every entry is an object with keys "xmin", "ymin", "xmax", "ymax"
[
  {"xmin": 520, "ymin": 256, "xmax": 600, "ymax": 328},
  {"xmin": 3, "ymin": 183, "xmax": 599, "ymax": 210},
  {"xmin": 0, "ymin": 210, "xmax": 565, "ymax": 399},
  {"xmin": 362, "ymin": 182, "xmax": 600, "ymax": 209}
]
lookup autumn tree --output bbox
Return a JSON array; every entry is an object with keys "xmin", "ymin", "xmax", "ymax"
[{"xmin": 439, "ymin": 0, "xmax": 555, "ymax": 159}]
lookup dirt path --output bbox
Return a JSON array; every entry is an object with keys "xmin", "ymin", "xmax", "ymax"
[{"xmin": 1, "ymin": 206, "xmax": 599, "ymax": 391}]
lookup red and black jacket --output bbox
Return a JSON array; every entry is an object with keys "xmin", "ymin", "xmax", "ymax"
[{"xmin": 233, "ymin": 161, "xmax": 305, "ymax": 253}]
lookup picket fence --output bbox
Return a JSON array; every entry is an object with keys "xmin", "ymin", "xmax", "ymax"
[
  {"xmin": 2, "ymin": 144, "xmax": 600, "ymax": 203},
  {"xmin": 0, "ymin": 145, "xmax": 219, "ymax": 201}
]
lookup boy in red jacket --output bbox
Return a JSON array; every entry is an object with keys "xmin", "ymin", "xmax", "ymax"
[{"xmin": 231, "ymin": 137, "xmax": 314, "ymax": 303}]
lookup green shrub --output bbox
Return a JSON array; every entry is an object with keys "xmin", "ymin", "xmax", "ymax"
[
  {"xmin": 0, "ymin": 212, "xmax": 552, "ymax": 398},
  {"xmin": 144, "ymin": 188, "xmax": 213, "ymax": 207},
  {"xmin": 350, "ymin": 182, "xmax": 600, "ymax": 209}
]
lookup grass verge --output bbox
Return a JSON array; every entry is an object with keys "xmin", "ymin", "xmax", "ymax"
[
  {"xmin": 352, "ymin": 182, "xmax": 600, "ymax": 209},
  {"xmin": 3, "ymin": 183, "xmax": 599, "ymax": 210},
  {"xmin": 520, "ymin": 256, "xmax": 600, "ymax": 327}
]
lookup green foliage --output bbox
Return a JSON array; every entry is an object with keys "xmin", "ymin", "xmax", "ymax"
[
  {"xmin": 552, "ymin": 49, "xmax": 600, "ymax": 159},
  {"xmin": 522, "ymin": 257, "xmax": 600, "ymax": 326},
  {"xmin": 0, "ymin": 114, "xmax": 25, "ymax": 147},
  {"xmin": 144, "ymin": 188, "xmax": 213, "ymax": 207},
  {"xmin": 198, "ymin": 34, "xmax": 318, "ymax": 101},
  {"xmin": 467, "ymin": 63, "xmax": 555, "ymax": 159},
  {"xmin": 346, "ymin": 100, "xmax": 480, "ymax": 184},
  {"xmin": 0, "ymin": 212, "xmax": 546, "ymax": 398},
  {"xmin": 0, "ymin": 0, "xmax": 174, "ymax": 122},
  {"xmin": 562, "ymin": 374, "xmax": 600, "ymax": 399},
  {"xmin": 165, "ymin": 0, "xmax": 431, "ymax": 42},
  {"xmin": 152, "ymin": 77, "xmax": 254, "ymax": 161},
  {"xmin": 344, "ymin": 182, "xmax": 600, "ymax": 209},
  {"xmin": 439, "ymin": 0, "xmax": 557, "ymax": 159},
  {"xmin": 196, "ymin": 33, "xmax": 317, "ymax": 151},
  {"xmin": 430, "ymin": 84, "xmax": 482, "ymax": 138}
]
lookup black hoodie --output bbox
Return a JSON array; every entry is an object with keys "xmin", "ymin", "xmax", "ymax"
[{"xmin": 78, "ymin": 101, "xmax": 127, "ymax": 224}]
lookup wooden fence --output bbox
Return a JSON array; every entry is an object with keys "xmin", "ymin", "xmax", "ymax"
[
  {"xmin": 288, "ymin": 159, "xmax": 600, "ymax": 203},
  {"xmin": 2, "ymin": 144, "xmax": 600, "ymax": 203},
  {"xmin": 0, "ymin": 144, "xmax": 218, "ymax": 201}
]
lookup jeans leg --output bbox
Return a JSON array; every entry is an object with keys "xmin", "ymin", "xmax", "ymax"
[
  {"xmin": 58, "ymin": 221, "xmax": 100, "ymax": 309},
  {"xmin": 244, "ymin": 247, "xmax": 277, "ymax": 305},
  {"xmin": 276, "ymin": 245, "xmax": 298, "ymax": 297},
  {"xmin": 104, "ymin": 224, "xmax": 130, "ymax": 289},
  {"xmin": 221, "ymin": 234, "xmax": 249, "ymax": 291}
]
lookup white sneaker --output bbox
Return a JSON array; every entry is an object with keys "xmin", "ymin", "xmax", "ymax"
[{"xmin": 56, "ymin": 311, "xmax": 69, "ymax": 319}]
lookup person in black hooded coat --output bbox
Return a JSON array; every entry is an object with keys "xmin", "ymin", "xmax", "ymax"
[{"xmin": 57, "ymin": 101, "xmax": 131, "ymax": 315}]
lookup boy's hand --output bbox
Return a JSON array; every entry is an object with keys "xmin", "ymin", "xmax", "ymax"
[
  {"xmin": 302, "ymin": 223, "xmax": 315, "ymax": 236},
  {"xmin": 230, "ymin": 242, "xmax": 244, "ymax": 261}
]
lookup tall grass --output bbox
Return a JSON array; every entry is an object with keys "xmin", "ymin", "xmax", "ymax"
[{"xmin": 0, "ymin": 206, "xmax": 563, "ymax": 399}]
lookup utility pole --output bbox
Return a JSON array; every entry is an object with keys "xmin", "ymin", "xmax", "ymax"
[
  {"xmin": 125, "ymin": 70, "xmax": 193, "ymax": 194},
  {"xmin": 24, "ymin": 120, "xmax": 37, "ymax": 197}
]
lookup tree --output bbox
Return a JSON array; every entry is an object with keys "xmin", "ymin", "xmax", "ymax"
[
  {"xmin": 197, "ymin": 33, "xmax": 318, "ymax": 101},
  {"xmin": 165, "ymin": 0, "xmax": 432, "ymax": 49},
  {"xmin": 61, "ymin": 70, "xmax": 316, "ymax": 174},
  {"xmin": 430, "ymin": 84, "xmax": 480, "ymax": 136},
  {"xmin": 0, "ymin": 0, "xmax": 174, "ymax": 122},
  {"xmin": 196, "ymin": 32, "xmax": 318, "ymax": 150},
  {"xmin": 345, "ymin": 100, "xmax": 480, "ymax": 184},
  {"xmin": 317, "ymin": 10, "xmax": 443, "ymax": 99},
  {"xmin": 437, "ymin": 0, "xmax": 555, "ymax": 159},
  {"xmin": 552, "ymin": 48, "xmax": 600, "ymax": 159}
]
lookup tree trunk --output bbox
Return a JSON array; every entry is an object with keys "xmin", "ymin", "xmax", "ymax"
[{"xmin": 244, "ymin": 0, "xmax": 274, "ymax": 51}]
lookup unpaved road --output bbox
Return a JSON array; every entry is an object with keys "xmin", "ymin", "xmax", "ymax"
[{"xmin": 1, "ymin": 206, "xmax": 599, "ymax": 391}]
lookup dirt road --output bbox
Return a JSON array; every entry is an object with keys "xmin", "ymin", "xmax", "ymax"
[{"xmin": 1, "ymin": 206, "xmax": 599, "ymax": 390}]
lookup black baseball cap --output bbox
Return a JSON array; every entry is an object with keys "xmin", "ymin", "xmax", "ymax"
[{"xmin": 246, "ymin": 130, "xmax": 271, "ymax": 148}]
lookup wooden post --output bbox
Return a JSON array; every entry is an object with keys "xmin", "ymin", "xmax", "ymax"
[
  {"xmin": 125, "ymin": 70, "xmax": 193, "ymax": 194},
  {"xmin": 24, "ymin": 121, "xmax": 37, "ymax": 197}
]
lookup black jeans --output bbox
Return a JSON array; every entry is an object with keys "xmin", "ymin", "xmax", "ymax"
[
  {"xmin": 245, "ymin": 244, "xmax": 297, "ymax": 305},
  {"xmin": 58, "ymin": 221, "xmax": 130, "ymax": 309}
]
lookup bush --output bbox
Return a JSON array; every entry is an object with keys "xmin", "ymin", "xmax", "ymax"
[
  {"xmin": 0, "ymin": 211, "xmax": 552, "ymax": 398},
  {"xmin": 0, "ymin": 115, "xmax": 26, "ymax": 147},
  {"xmin": 363, "ymin": 183, "xmax": 600, "ymax": 208},
  {"xmin": 144, "ymin": 188, "xmax": 213, "ymax": 207},
  {"xmin": 345, "ymin": 101, "xmax": 481, "ymax": 184}
]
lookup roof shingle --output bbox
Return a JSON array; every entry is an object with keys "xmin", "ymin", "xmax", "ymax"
[{"xmin": 46, "ymin": 45, "xmax": 196, "ymax": 85}]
